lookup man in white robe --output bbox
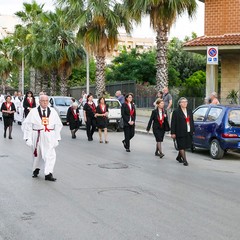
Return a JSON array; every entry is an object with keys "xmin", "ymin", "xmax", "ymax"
[
  {"xmin": 13, "ymin": 91, "xmax": 24, "ymax": 125},
  {"xmin": 22, "ymin": 95, "xmax": 63, "ymax": 181}
]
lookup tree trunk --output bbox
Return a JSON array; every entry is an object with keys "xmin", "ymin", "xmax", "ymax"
[
  {"xmin": 59, "ymin": 69, "xmax": 68, "ymax": 96},
  {"xmin": 50, "ymin": 68, "xmax": 58, "ymax": 96},
  {"xmin": 1, "ymin": 77, "xmax": 6, "ymax": 94},
  {"xmin": 29, "ymin": 67, "xmax": 36, "ymax": 94},
  {"xmin": 156, "ymin": 24, "xmax": 169, "ymax": 91},
  {"xmin": 18, "ymin": 65, "xmax": 22, "ymax": 93},
  {"xmin": 35, "ymin": 69, "xmax": 42, "ymax": 94},
  {"xmin": 95, "ymin": 55, "xmax": 106, "ymax": 98},
  {"xmin": 41, "ymin": 71, "xmax": 49, "ymax": 94}
]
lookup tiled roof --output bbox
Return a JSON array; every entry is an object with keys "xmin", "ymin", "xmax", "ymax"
[{"xmin": 184, "ymin": 34, "xmax": 240, "ymax": 47}]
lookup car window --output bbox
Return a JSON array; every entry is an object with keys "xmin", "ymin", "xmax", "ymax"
[
  {"xmin": 106, "ymin": 101, "xmax": 121, "ymax": 109},
  {"xmin": 228, "ymin": 110, "xmax": 240, "ymax": 127},
  {"xmin": 206, "ymin": 107, "xmax": 222, "ymax": 122},
  {"xmin": 54, "ymin": 98, "xmax": 72, "ymax": 106},
  {"xmin": 193, "ymin": 107, "xmax": 208, "ymax": 121}
]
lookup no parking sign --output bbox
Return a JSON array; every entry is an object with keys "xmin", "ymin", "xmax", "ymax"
[{"xmin": 207, "ymin": 46, "xmax": 218, "ymax": 65}]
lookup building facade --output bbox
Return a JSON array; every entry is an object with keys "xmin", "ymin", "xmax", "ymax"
[{"xmin": 184, "ymin": 0, "xmax": 240, "ymax": 103}]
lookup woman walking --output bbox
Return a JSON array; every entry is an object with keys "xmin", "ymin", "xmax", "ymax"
[
  {"xmin": 121, "ymin": 93, "xmax": 136, "ymax": 152},
  {"xmin": 83, "ymin": 93, "xmax": 97, "ymax": 141},
  {"xmin": 95, "ymin": 97, "xmax": 109, "ymax": 143},
  {"xmin": 1, "ymin": 95, "xmax": 16, "ymax": 139},
  {"xmin": 23, "ymin": 91, "xmax": 36, "ymax": 118},
  {"xmin": 66, "ymin": 102, "xmax": 80, "ymax": 139},
  {"xmin": 146, "ymin": 99, "xmax": 170, "ymax": 158},
  {"xmin": 171, "ymin": 97, "xmax": 194, "ymax": 166}
]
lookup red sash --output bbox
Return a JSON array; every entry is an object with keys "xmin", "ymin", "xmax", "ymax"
[
  {"xmin": 157, "ymin": 109, "xmax": 164, "ymax": 127},
  {"xmin": 126, "ymin": 102, "xmax": 135, "ymax": 117},
  {"xmin": 27, "ymin": 97, "xmax": 33, "ymax": 108},
  {"xmin": 72, "ymin": 107, "xmax": 79, "ymax": 120},
  {"xmin": 185, "ymin": 116, "xmax": 190, "ymax": 124},
  {"xmin": 100, "ymin": 104, "xmax": 106, "ymax": 113},
  {"xmin": 88, "ymin": 102, "xmax": 96, "ymax": 113},
  {"xmin": 4, "ymin": 102, "xmax": 12, "ymax": 111}
]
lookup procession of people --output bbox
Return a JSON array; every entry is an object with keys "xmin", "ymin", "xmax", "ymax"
[{"xmin": 0, "ymin": 87, "xmax": 198, "ymax": 183}]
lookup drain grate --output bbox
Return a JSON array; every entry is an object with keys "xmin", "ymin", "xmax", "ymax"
[
  {"xmin": 98, "ymin": 163, "xmax": 128, "ymax": 169},
  {"xmin": 0, "ymin": 155, "xmax": 8, "ymax": 158}
]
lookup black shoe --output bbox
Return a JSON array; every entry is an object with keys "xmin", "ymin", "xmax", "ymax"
[
  {"xmin": 45, "ymin": 173, "xmax": 57, "ymax": 181},
  {"xmin": 9, "ymin": 136, "xmax": 12, "ymax": 139},
  {"xmin": 155, "ymin": 152, "xmax": 160, "ymax": 156},
  {"xmin": 122, "ymin": 140, "xmax": 127, "ymax": 149},
  {"xmin": 88, "ymin": 138, "xmax": 93, "ymax": 141},
  {"xmin": 159, "ymin": 152, "xmax": 165, "ymax": 158},
  {"xmin": 126, "ymin": 149, "xmax": 131, "ymax": 152},
  {"xmin": 4, "ymin": 132, "xmax": 6, "ymax": 138},
  {"xmin": 32, "ymin": 168, "xmax": 40, "ymax": 178},
  {"xmin": 183, "ymin": 160, "xmax": 189, "ymax": 166},
  {"xmin": 176, "ymin": 156, "xmax": 183, "ymax": 163}
]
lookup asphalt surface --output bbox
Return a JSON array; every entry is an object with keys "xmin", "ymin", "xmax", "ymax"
[{"xmin": 1, "ymin": 120, "xmax": 240, "ymax": 240}]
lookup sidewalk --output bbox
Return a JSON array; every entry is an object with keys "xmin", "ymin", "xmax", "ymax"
[{"xmin": 135, "ymin": 108, "xmax": 152, "ymax": 134}]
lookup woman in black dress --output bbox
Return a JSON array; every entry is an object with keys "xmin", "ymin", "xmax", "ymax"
[
  {"xmin": 146, "ymin": 99, "xmax": 170, "ymax": 158},
  {"xmin": 23, "ymin": 90, "xmax": 36, "ymax": 118},
  {"xmin": 171, "ymin": 97, "xmax": 194, "ymax": 166},
  {"xmin": 83, "ymin": 93, "xmax": 97, "ymax": 141},
  {"xmin": 1, "ymin": 95, "xmax": 16, "ymax": 139},
  {"xmin": 121, "ymin": 93, "xmax": 136, "ymax": 152},
  {"xmin": 95, "ymin": 97, "xmax": 109, "ymax": 143},
  {"xmin": 66, "ymin": 102, "xmax": 80, "ymax": 139}
]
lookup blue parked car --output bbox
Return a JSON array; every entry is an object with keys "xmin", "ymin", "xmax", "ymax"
[{"xmin": 193, "ymin": 104, "xmax": 240, "ymax": 159}]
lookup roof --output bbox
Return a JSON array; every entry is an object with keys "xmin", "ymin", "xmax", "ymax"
[{"xmin": 184, "ymin": 34, "xmax": 240, "ymax": 47}]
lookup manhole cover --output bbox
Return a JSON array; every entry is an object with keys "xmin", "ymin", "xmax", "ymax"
[
  {"xmin": 0, "ymin": 155, "xmax": 8, "ymax": 158},
  {"xmin": 98, "ymin": 163, "xmax": 128, "ymax": 169}
]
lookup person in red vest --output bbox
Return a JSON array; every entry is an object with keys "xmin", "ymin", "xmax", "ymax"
[
  {"xmin": 1, "ymin": 95, "xmax": 16, "ymax": 139},
  {"xmin": 66, "ymin": 102, "xmax": 80, "ymax": 139},
  {"xmin": 121, "ymin": 93, "xmax": 136, "ymax": 152},
  {"xmin": 23, "ymin": 90, "xmax": 36, "ymax": 118},
  {"xmin": 146, "ymin": 98, "xmax": 170, "ymax": 158},
  {"xmin": 95, "ymin": 97, "xmax": 109, "ymax": 143}
]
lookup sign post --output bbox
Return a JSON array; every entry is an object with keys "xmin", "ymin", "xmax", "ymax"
[{"xmin": 207, "ymin": 46, "xmax": 219, "ymax": 94}]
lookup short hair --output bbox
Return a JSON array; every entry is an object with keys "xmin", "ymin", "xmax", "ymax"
[
  {"xmin": 72, "ymin": 102, "xmax": 78, "ymax": 107},
  {"xmin": 178, "ymin": 97, "xmax": 188, "ymax": 105},
  {"xmin": 87, "ymin": 93, "xmax": 93, "ymax": 101},
  {"xmin": 155, "ymin": 98, "xmax": 164, "ymax": 105},
  {"xmin": 39, "ymin": 94, "xmax": 49, "ymax": 101},
  {"xmin": 211, "ymin": 92, "xmax": 217, "ymax": 97},
  {"xmin": 5, "ymin": 95, "xmax": 11, "ymax": 100}
]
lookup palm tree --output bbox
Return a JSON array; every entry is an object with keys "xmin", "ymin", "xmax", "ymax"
[
  {"xmin": 57, "ymin": 0, "xmax": 132, "ymax": 97},
  {"xmin": 124, "ymin": 0, "xmax": 197, "ymax": 90},
  {"xmin": 0, "ymin": 37, "xmax": 15, "ymax": 94}
]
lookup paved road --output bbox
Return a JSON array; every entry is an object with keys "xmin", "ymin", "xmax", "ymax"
[{"xmin": 1, "ymin": 121, "xmax": 240, "ymax": 240}]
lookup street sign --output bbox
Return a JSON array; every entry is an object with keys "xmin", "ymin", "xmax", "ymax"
[{"xmin": 207, "ymin": 46, "xmax": 218, "ymax": 65}]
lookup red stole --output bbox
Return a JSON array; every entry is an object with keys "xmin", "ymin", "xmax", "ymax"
[
  {"xmin": 4, "ymin": 102, "xmax": 12, "ymax": 111},
  {"xmin": 72, "ymin": 107, "xmax": 78, "ymax": 120},
  {"xmin": 27, "ymin": 97, "xmax": 33, "ymax": 108},
  {"xmin": 88, "ymin": 102, "xmax": 96, "ymax": 113},
  {"xmin": 126, "ymin": 102, "xmax": 135, "ymax": 117},
  {"xmin": 157, "ymin": 109, "xmax": 164, "ymax": 127}
]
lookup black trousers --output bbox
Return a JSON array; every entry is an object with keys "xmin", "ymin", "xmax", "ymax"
[
  {"xmin": 86, "ymin": 117, "xmax": 96, "ymax": 140},
  {"xmin": 123, "ymin": 125, "xmax": 135, "ymax": 150}
]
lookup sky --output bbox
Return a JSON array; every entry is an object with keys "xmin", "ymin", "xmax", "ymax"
[{"xmin": 0, "ymin": 0, "xmax": 205, "ymax": 40}]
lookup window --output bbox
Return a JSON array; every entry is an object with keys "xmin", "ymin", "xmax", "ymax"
[
  {"xmin": 206, "ymin": 108, "xmax": 222, "ymax": 122},
  {"xmin": 55, "ymin": 98, "xmax": 72, "ymax": 106},
  {"xmin": 106, "ymin": 101, "xmax": 121, "ymax": 109},
  {"xmin": 193, "ymin": 107, "xmax": 208, "ymax": 121},
  {"xmin": 228, "ymin": 110, "xmax": 240, "ymax": 127}
]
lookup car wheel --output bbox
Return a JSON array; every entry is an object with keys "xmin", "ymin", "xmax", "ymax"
[{"xmin": 210, "ymin": 139, "xmax": 224, "ymax": 159}]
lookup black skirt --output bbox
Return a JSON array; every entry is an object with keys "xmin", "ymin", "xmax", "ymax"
[
  {"xmin": 3, "ymin": 116, "xmax": 14, "ymax": 127},
  {"xmin": 96, "ymin": 116, "xmax": 108, "ymax": 129},
  {"xmin": 153, "ymin": 128, "xmax": 165, "ymax": 142},
  {"xmin": 176, "ymin": 133, "xmax": 193, "ymax": 150}
]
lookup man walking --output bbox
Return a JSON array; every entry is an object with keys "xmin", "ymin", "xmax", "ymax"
[
  {"xmin": 22, "ymin": 95, "xmax": 63, "ymax": 181},
  {"xmin": 162, "ymin": 87, "xmax": 173, "ymax": 124}
]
